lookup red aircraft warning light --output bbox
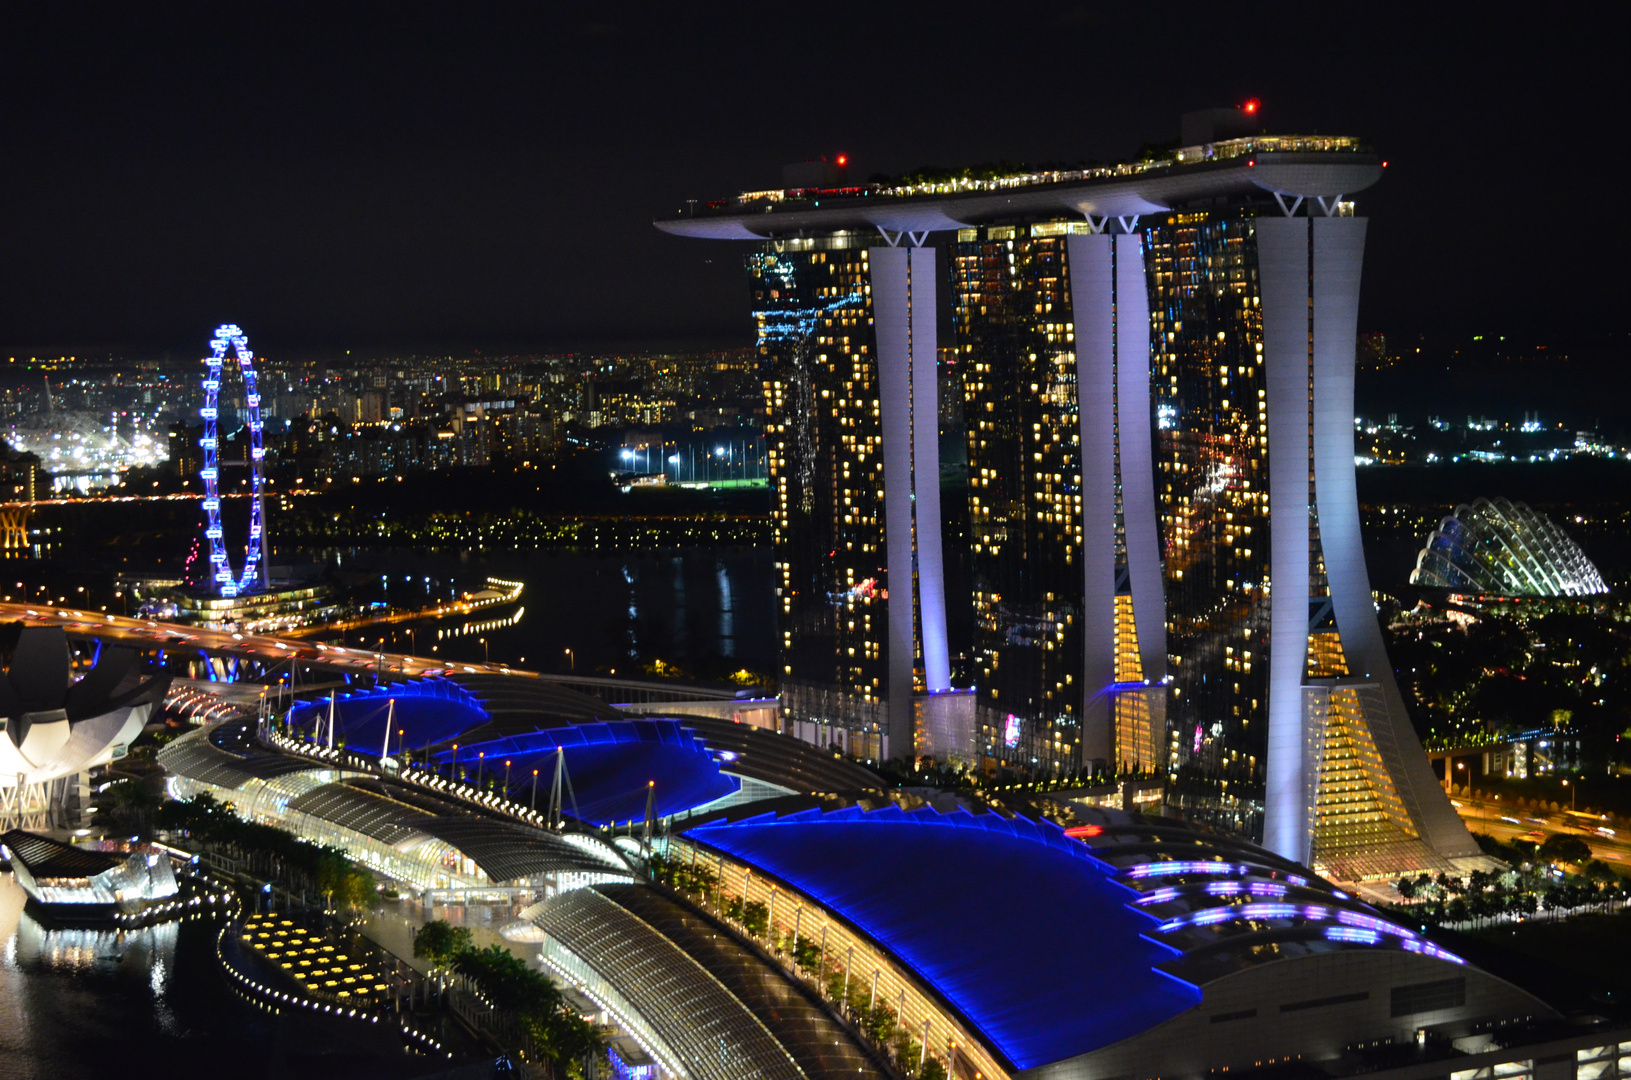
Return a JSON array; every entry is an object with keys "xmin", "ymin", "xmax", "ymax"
[
  {"xmin": 1242, "ymin": 97, "xmax": 1261, "ymax": 114},
  {"xmin": 836, "ymin": 154, "xmax": 848, "ymax": 167}
]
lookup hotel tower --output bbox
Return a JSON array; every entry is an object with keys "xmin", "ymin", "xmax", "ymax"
[{"xmin": 658, "ymin": 122, "xmax": 1482, "ymax": 874}]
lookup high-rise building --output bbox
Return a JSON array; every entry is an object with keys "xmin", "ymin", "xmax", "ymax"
[
  {"xmin": 749, "ymin": 235, "xmax": 950, "ymax": 760},
  {"xmin": 658, "ymin": 125, "xmax": 1482, "ymax": 874}
]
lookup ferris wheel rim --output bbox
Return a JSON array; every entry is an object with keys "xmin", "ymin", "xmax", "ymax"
[{"xmin": 199, "ymin": 323, "xmax": 266, "ymax": 598}]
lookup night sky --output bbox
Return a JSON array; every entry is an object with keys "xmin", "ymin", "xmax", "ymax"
[{"xmin": 0, "ymin": 3, "xmax": 1621, "ymax": 357}]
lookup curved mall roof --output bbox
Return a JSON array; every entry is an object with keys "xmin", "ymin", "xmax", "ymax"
[
  {"xmin": 451, "ymin": 672, "xmax": 888, "ymax": 797},
  {"xmin": 288, "ymin": 673, "xmax": 881, "ymax": 825},
  {"xmin": 1060, "ymin": 807, "xmax": 1470, "ymax": 984},
  {"xmin": 683, "ymin": 804, "xmax": 1203, "ymax": 1071},
  {"xmin": 527, "ymin": 884, "xmax": 889, "ymax": 1080},
  {"xmin": 1410, "ymin": 496, "xmax": 1607, "ymax": 597}
]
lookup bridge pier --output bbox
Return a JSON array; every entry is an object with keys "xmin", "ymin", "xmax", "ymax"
[{"xmin": 0, "ymin": 506, "xmax": 31, "ymax": 553}]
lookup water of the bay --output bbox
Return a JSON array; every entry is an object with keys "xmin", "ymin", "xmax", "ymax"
[
  {"xmin": 0, "ymin": 873, "xmax": 432, "ymax": 1080},
  {"xmin": 308, "ymin": 546, "xmax": 776, "ymax": 679}
]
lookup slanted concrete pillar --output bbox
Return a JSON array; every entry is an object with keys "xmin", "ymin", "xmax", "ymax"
[
  {"xmin": 1068, "ymin": 233, "xmax": 1117, "ymax": 767},
  {"xmin": 873, "ymin": 243, "xmax": 946, "ymax": 757},
  {"xmin": 1069, "ymin": 231, "xmax": 1163, "ymax": 772},
  {"xmin": 1257, "ymin": 214, "xmax": 1315, "ymax": 864}
]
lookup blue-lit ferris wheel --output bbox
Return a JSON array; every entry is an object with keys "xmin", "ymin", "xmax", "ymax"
[{"xmin": 199, "ymin": 324, "xmax": 266, "ymax": 597}]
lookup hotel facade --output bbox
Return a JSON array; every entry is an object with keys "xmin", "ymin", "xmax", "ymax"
[{"xmin": 658, "ymin": 128, "xmax": 1481, "ymax": 873}]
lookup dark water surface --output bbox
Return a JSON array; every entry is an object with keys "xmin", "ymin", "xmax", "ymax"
[
  {"xmin": 0, "ymin": 874, "xmax": 427, "ymax": 1080},
  {"xmin": 310, "ymin": 546, "xmax": 776, "ymax": 678}
]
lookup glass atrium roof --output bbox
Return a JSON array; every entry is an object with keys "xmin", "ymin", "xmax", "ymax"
[{"xmin": 1410, "ymin": 496, "xmax": 1607, "ymax": 597}]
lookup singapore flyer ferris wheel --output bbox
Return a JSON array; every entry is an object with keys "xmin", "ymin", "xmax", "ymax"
[{"xmin": 199, "ymin": 323, "xmax": 269, "ymax": 598}]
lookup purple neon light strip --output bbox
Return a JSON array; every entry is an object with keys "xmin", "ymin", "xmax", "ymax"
[{"xmin": 1125, "ymin": 861, "xmax": 1245, "ymax": 879}]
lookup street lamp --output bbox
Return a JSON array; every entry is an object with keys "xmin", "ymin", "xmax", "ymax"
[
  {"xmin": 1563, "ymin": 778, "xmax": 1577, "ymax": 811},
  {"xmin": 565, "ymin": 647, "xmax": 574, "ymax": 672},
  {"xmin": 504, "ymin": 759, "xmax": 512, "ymax": 793},
  {"xmin": 480, "ymin": 636, "xmax": 489, "ymax": 663}
]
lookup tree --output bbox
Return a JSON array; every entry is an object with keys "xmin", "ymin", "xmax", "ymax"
[
  {"xmin": 741, "ymin": 900, "xmax": 769, "ymax": 937},
  {"xmin": 524, "ymin": 1008, "xmax": 607, "ymax": 1080},
  {"xmin": 1585, "ymin": 859, "xmax": 1619, "ymax": 883},
  {"xmin": 455, "ymin": 944, "xmax": 563, "ymax": 1017},
  {"xmin": 860, "ymin": 1001, "xmax": 897, "ymax": 1044},
  {"xmin": 825, "ymin": 966, "xmax": 850, "ymax": 1007},
  {"xmin": 791, "ymin": 934, "xmax": 821, "ymax": 972},
  {"xmin": 413, "ymin": 919, "xmax": 473, "ymax": 974},
  {"xmin": 1538, "ymin": 833, "xmax": 1592, "ymax": 865},
  {"xmin": 1396, "ymin": 876, "xmax": 1418, "ymax": 900},
  {"xmin": 892, "ymin": 1030, "xmax": 923, "ymax": 1074},
  {"xmin": 433, "ymin": 935, "xmax": 605, "ymax": 1077},
  {"xmin": 105, "ymin": 778, "xmax": 160, "ymax": 834}
]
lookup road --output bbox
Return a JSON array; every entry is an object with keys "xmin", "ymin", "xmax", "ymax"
[
  {"xmin": 0, "ymin": 601, "xmax": 540, "ymax": 683},
  {"xmin": 0, "ymin": 490, "xmax": 321, "ymax": 509},
  {"xmin": 1451, "ymin": 790, "xmax": 1631, "ymax": 864}
]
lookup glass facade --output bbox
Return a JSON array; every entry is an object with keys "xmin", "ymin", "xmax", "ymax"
[
  {"xmin": 751, "ymin": 236, "xmax": 902, "ymax": 748},
  {"xmin": 1145, "ymin": 209, "xmax": 1275, "ymax": 823},
  {"xmin": 949, "ymin": 226, "xmax": 1084, "ymax": 773}
]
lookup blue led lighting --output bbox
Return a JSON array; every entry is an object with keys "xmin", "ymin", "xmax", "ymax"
[
  {"xmin": 1335, "ymin": 910, "xmax": 1416, "ymax": 939},
  {"xmin": 198, "ymin": 324, "xmax": 266, "ymax": 598},
  {"xmin": 752, "ymin": 291, "xmax": 865, "ymax": 344},
  {"xmin": 1125, "ymin": 860, "xmax": 1246, "ymax": 879},
  {"xmin": 1326, "ymin": 927, "xmax": 1381, "ymax": 945},
  {"xmin": 1401, "ymin": 939, "xmax": 1466, "ymax": 965},
  {"xmin": 431, "ymin": 719, "xmax": 738, "ymax": 825},
  {"xmin": 1157, "ymin": 900, "xmax": 1424, "ymax": 945},
  {"xmin": 287, "ymin": 677, "xmax": 488, "ymax": 749},
  {"xmin": 690, "ymin": 806, "xmax": 1200, "ymax": 1070}
]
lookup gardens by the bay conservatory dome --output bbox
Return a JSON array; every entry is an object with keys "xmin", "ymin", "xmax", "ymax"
[{"xmin": 1410, "ymin": 496, "xmax": 1608, "ymax": 597}]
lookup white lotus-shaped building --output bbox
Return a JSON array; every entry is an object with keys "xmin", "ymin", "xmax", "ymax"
[
  {"xmin": 1410, "ymin": 496, "xmax": 1608, "ymax": 597},
  {"xmin": 0, "ymin": 625, "xmax": 171, "ymax": 827}
]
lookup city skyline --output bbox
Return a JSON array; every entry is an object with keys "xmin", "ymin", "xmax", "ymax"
[{"xmin": 2, "ymin": 10, "xmax": 1631, "ymax": 1080}]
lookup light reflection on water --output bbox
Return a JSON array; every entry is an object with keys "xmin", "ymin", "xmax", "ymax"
[
  {"xmin": 326, "ymin": 547, "xmax": 774, "ymax": 674},
  {"xmin": 0, "ymin": 871, "xmax": 192, "ymax": 1078},
  {"xmin": 0, "ymin": 873, "xmax": 420, "ymax": 1079}
]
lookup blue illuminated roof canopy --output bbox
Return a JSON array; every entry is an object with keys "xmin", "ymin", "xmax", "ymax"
[
  {"xmin": 436, "ymin": 719, "xmax": 740, "ymax": 826},
  {"xmin": 287, "ymin": 677, "xmax": 488, "ymax": 751},
  {"xmin": 687, "ymin": 805, "xmax": 1202, "ymax": 1071}
]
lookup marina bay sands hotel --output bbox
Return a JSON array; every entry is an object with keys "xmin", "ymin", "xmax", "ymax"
[{"xmin": 656, "ymin": 114, "xmax": 1481, "ymax": 877}]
